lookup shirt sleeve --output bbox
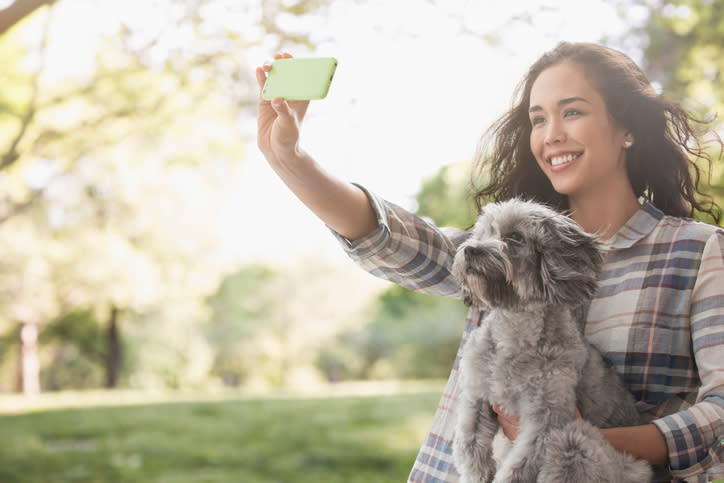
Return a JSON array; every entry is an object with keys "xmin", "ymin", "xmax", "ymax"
[
  {"xmin": 652, "ymin": 229, "xmax": 724, "ymax": 481},
  {"xmin": 328, "ymin": 184, "xmax": 469, "ymax": 299}
]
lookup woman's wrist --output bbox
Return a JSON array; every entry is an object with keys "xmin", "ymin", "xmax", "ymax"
[
  {"xmin": 266, "ymin": 149, "xmax": 378, "ymax": 240},
  {"xmin": 268, "ymin": 148, "xmax": 324, "ymax": 196},
  {"xmin": 599, "ymin": 424, "xmax": 669, "ymax": 466}
]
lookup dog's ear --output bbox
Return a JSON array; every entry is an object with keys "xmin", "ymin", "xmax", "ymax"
[{"xmin": 536, "ymin": 216, "xmax": 604, "ymax": 305}]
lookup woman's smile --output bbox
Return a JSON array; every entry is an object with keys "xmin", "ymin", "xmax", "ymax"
[{"xmin": 547, "ymin": 151, "xmax": 583, "ymax": 169}]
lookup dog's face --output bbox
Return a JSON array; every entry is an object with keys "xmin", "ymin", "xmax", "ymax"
[{"xmin": 452, "ymin": 199, "xmax": 603, "ymax": 309}]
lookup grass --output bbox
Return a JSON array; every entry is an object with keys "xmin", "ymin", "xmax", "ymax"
[{"xmin": 0, "ymin": 381, "xmax": 444, "ymax": 482}]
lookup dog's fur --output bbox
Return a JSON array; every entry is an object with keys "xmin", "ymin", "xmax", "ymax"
[{"xmin": 451, "ymin": 199, "xmax": 652, "ymax": 483}]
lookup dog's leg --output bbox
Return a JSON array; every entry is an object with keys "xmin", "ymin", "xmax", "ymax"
[
  {"xmin": 538, "ymin": 419, "xmax": 652, "ymax": 483},
  {"xmin": 493, "ymin": 392, "xmax": 577, "ymax": 483},
  {"xmin": 491, "ymin": 423, "xmax": 536, "ymax": 483},
  {"xmin": 453, "ymin": 393, "xmax": 498, "ymax": 483}
]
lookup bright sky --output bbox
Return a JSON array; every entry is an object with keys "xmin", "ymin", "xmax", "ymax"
[
  {"xmin": 237, "ymin": 0, "xmax": 645, "ymax": 265},
  {"xmin": 23, "ymin": 0, "xmax": 649, "ymax": 267}
]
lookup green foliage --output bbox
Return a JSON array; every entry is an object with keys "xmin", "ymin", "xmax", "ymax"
[
  {"xmin": 0, "ymin": 327, "xmax": 16, "ymax": 364},
  {"xmin": 319, "ymin": 285, "xmax": 466, "ymax": 381},
  {"xmin": 0, "ymin": 388, "xmax": 441, "ymax": 482},
  {"xmin": 39, "ymin": 310, "xmax": 104, "ymax": 361},
  {"xmin": 204, "ymin": 264, "xmax": 280, "ymax": 386},
  {"xmin": 642, "ymin": 0, "xmax": 724, "ymax": 124},
  {"xmin": 204, "ymin": 260, "xmax": 384, "ymax": 388},
  {"xmin": 415, "ymin": 162, "xmax": 479, "ymax": 230},
  {"xmin": 0, "ymin": 32, "xmax": 33, "ymax": 142},
  {"xmin": 0, "ymin": 0, "xmax": 336, "ymax": 393},
  {"xmin": 206, "ymin": 264, "xmax": 279, "ymax": 328},
  {"xmin": 638, "ymin": 0, "xmax": 724, "ymax": 225},
  {"xmin": 39, "ymin": 309, "xmax": 105, "ymax": 391}
]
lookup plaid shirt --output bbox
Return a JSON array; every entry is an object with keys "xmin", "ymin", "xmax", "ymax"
[{"xmin": 332, "ymin": 186, "xmax": 724, "ymax": 482}]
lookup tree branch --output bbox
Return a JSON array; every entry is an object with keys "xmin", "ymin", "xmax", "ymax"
[
  {"xmin": 0, "ymin": 2, "xmax": 53, "ymax": 171},
  {"xmin": 0, "ymin": 194, "xmax": 39, "ymax": 224},
  {"xmin": 0, "ymin": 0, "xmax": 57, "ymax": 37}
]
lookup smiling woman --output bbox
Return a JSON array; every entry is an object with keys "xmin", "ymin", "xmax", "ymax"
[
  {"xmin": 527, "ymin": 61, "xmax": 638, "ymax": 238},
  {"xmin": 476, "ymin": 43, "xmax": 721, "ymax": 228},
  {"xmin": 257, "ymin": 41, "xmax": 724, "ymax": 482}
]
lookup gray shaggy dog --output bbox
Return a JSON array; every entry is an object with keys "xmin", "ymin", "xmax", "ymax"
[{"xmin": 451, "ymin": 199, "xmax": 652, "ymax": 483}]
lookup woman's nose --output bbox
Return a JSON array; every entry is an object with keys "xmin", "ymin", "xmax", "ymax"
[{"xmin": 544, "ymin": 119, "xmax": 566, "ymax": 144}]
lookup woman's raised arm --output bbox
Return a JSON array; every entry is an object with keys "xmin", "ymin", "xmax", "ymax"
[{"xmin": 255, "ymin": 53, "xmax": 378, "ymax": 241}]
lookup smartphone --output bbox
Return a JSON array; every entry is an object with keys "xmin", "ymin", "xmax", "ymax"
[{"xmin": 261, "ymin": 57, "xmax": 338, "ymax": 101}]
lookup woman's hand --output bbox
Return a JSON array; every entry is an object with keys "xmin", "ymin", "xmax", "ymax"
[
  {"xmin": 492, "ymin": 404, "xmax": 521, "ymax": 440},
  {"xmin": 255, "ymin": 53, "xmax": 310, "ymax": 166},
  {"xmin": 492, "ymin": 404, "xmax": 582, "ymax": 441},
  {"xmin": 252, "ymin": 52, "xmax": 379, "ymax": 241}
]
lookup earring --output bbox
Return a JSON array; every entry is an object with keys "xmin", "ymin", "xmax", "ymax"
[{"xmin": 624, "ymin": 140, "xmax": 633, "ymax": 148}]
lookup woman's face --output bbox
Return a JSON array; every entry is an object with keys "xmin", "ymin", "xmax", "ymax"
[{"xmin": 528, "ymin": 61, "xmax": 632, "ymax": 203}]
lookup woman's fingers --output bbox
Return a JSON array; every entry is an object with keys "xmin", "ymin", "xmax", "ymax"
[
  {"xmin": 257, "ymin": 53, "xmax": 292, "ymax": 96},
  {"xmin": 492, "ymin": 404, "xmax": 520, "ymax": 440},
  {"xmin": 270, "ymin": 98, "xmax": 297, "ymax": 131},
  {"xmin": 257, "ymin": 52, "xmax": 308, "ymax": 125},
  {"xmin": 256, "ymin": 66, "xmax": 268, "ymax": 91},
  {"xmin": 270, "ymin": 97, "xmax": 290, "ymax": 116}
]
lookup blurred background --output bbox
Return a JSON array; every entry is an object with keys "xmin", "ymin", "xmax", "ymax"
[{"xmin": 0, "ymin": 0, "xmax": 722, "ymax": 481}]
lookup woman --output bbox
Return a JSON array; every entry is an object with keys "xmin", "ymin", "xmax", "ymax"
[{"xmin": 256, "ymin": 42, "xmax": 723, "ymax": 482}]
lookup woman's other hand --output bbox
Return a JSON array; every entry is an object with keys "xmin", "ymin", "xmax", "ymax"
[
  {"xmin": 492, "ymin": 404, "xmax": 520, "ymax": 440},
  {"xmin": 492, "ymin": 404, "xmax": 582, "ymax": 441}
]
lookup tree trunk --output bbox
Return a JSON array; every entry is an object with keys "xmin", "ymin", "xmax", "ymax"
[
  {"xmin": 16, "ymin": 322, "xmax": 41, "ymax": 395},
  {"xmin": 105, "ymin": 306, "xmax": 121, "ymax": 388},
  {"xmin": 0, "ymin": 0, "xmax": 57, "ymax": 37}
]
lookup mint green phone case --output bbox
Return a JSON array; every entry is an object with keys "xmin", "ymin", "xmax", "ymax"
[{"xmin": 262, "ymin": 57, "xmax": 338, "ymax": 101}]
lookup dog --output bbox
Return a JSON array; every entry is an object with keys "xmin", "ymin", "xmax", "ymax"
[{"xmin": 451, "ymin": 198, "xmax": 652, "ymax": 483}]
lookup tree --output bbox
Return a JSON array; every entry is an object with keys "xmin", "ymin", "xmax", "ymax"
[
  {"xmin": 319, "ymin": 284, "xmax": 468, "ymax": 380},
  {"xmin": 39, "ymin": 309, "xmax": 105, "ymax": 390},
  {"xmin": 632, "ymin": 0, "xmax": 724, "ymax": 223},
  {"xmin": 415, "ymin": 162, "xmax": 480, "ymax": 230},
  {"xmin": 206, "ymin": 260, "xmax": 383, "ymax": 388},
  {"xmin": 638, "ymin": 0, "xmax": 724, "ymax": 125},
  {"xmin": 204, "ymin": 264, "xmax": 279, "ymax": 386},
  {"xmin": 0, "ymin": 0, "xmax": 57, "ymax": 37},
  {"xmin": 0, "ymin": 0, "xmax": 332, "ymax": 393}
]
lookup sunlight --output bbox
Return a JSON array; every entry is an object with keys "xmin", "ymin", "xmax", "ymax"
[{"xmin": 239, "ymin": 0, "xmax": 632, "ymax": 263}]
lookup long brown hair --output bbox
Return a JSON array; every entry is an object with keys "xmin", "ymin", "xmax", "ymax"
[{"xmin": 473, "ymin": 41, "xmax": 722, "ymax": 224}]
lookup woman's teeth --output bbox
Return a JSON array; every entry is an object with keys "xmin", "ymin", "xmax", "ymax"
[{"xmin": 550, "ymin": 153, "xmax": 578, "ymax": 166}]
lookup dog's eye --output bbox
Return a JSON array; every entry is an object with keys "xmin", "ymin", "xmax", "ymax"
[{"xmin": 506, "ymin": 231, "xmax": 524, "ymax": 244}]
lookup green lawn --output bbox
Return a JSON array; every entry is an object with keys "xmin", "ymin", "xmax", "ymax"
[{"xmin": 0, "ymin": 382, "xmax": 443, "ymax": 482}]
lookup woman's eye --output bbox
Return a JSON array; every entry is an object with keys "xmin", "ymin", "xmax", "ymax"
[
  {"xmin": 564, "ymin": 109, "xmax": 582, "ymax": 117},
  {"xmin": 530, "ymin": 116, "xmax": 545, "ymax": 126}
]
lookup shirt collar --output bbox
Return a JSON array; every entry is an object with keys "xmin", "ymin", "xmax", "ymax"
[{"xmin": 603, "ymin": 202, "xmax": 663, "ymax": 250}]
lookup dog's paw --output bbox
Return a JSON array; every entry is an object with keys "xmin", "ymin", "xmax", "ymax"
[
  {"xmin": 490, "ymin": 469, "xmax": 516, "ymax": 483},
  {"xmin": 539, "ymin": 420, "xmax": 652, "ymax": 483},
  {"xmin": 459, "ymin": 471, "xmax": 495, "ymax": 483},
  {"xmin": 453, "ymin": 440, "xmax": 495, "ymax": 483},
  {"xmin": 453, "ymin": 447, "xmax": 495, "ymax": 483},
  {"xmin": 491, "ymin": 459, "xmax": 533, "ymax": 483}
]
